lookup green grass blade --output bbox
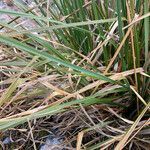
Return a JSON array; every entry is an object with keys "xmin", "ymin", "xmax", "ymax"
[
  {"xmin": 0, "ymin": 18, "xmax": 118, "ymax": 36},
  {"xmin": 116, "ymin": 0, "xmax": 124, "ymax": 40},
  {"xmin": 0, "ymin": 96, "xmax": 121, "ymax": 131},
  {"xmin": 144, "ymin": 0, "xmax": 149, "ymax": 62},
  {"xmin": 0, "ymin": 35, "xmax": 117, "ymax": 84}
]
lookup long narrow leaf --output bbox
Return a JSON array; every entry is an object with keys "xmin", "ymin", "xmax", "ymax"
[{"xmin": 0, "ymin": 35, "xmax": 117, "ymax": 84}]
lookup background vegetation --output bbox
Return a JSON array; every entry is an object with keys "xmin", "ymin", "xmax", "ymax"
[{"xmin": 0, "ymin": 0, "xmax": 149, "ymax": 149}]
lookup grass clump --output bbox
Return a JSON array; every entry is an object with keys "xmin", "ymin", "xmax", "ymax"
[{"xmin": 0, "ymin": 0, "xmax": 149, "ymax": 149}]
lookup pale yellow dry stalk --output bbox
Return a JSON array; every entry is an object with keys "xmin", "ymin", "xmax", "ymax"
[
  {"xmin": 130, "ymin": 85, "xmax": 148, "ymax": 107},
  {"xmin": 0, "ymin": 68, "xmax": 144, "ymax": 120},
  {"xmin": 107, "ymin": 107, "xmax": 134, "ymax": 124},
  {"xmin": 91, "ymin": 21, "xmax": 118, "ymax": 65},
  {"xmin": 140, "ymin": 72, "xmax": 150, "ymax": 78},
  {"xmin": 100, "ymin": 135, "xmax": 123, "ymax": 149},
  {"xmin": 115, "ymin": 102, "xmax": 150, "ymax": 150},
  {"xmin": 28, "ymin": 120, "xmax": 37, "ymax": 150},
  {"xmin": 123, "ymin": 12, "xmax": 150, "ymax": 30},
  {"xmin": 126, "ymin": 1, "xmax": 139, "ymax": 113},
  {"xmin": 104, "ymin": 25, "xmax": 133, "ymax": 74},
  {"xmin": 124, "ymin": 118, "xmax": 150, "ymax": 148},
  {"xmin": 76, "ymin": 131, "xmax": 84, "ymax": 150},
  {"xmin": 104, "ymin": 12, "xmax": 150, "ymax": 74}
]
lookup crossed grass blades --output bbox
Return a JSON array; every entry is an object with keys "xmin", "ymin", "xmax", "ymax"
[{"xmin": 0, "ymin": 0, "xmax": 149, "ymax": 149}]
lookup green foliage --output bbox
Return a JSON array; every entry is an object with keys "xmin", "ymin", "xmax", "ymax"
[{"xmin": 0, "ymin": 0, "xmax": 149, "ymax": 149}]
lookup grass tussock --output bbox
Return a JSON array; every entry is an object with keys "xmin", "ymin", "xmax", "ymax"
[{"xmin": 0, "ymin": 0, "xmax": 150, "ymax": 149}]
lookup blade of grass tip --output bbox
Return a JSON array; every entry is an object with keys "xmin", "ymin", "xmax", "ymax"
[
  {"xmin": 144, "ymin": 0, "xmax": 149, "ymax": 62},
  {"xmin": 140, "ymin": 72, "xmax": 150, "ymax": 78},
  {"xmin": 123, "ymin": 13, "xmax": 150, "ymax": 30},
  {"xmin": 115, "ymin": 101, "xmax": 150, "ymax": 150},
  {"xmin": 130, "ymin": 86, "xmax": 148, "ymax": 107},
  {"xmin": 0, "ymin": 35, "xmax": 117, "ymax": 85},
  {"xmin": 76, "ymin": 131, "xmax": 84, "ymax": 150}
]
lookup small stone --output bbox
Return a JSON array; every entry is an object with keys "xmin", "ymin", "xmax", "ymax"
[
  {"xmin": 2, "ymin": 137, "xmax": 12, "ymax": 145},
  {"xmin": 40, "ymin": 136, "xmax": 63, "ymax": 150}
]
